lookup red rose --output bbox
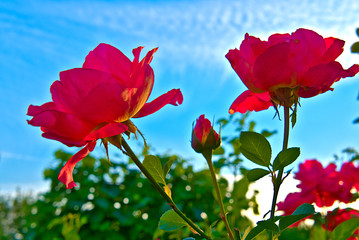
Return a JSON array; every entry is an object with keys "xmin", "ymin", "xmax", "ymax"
[
  {"xmin": 226, "ymin": 28, "xmax": 359, "ymax": 113},
  {"xmin": 278, "ymin": 159, "xmax": 356, "ymax": 216},
  {"xmin": 324, "ymin": 209, "xmax": 359, "ymax": 232},
  {"xmin": 340, "ymin": 162, "xmax": 359, "ymax": 191},
  {"xmin": 191, "ymin": 115, "xmax": 221, "ymax": 153},
  {"xmin": 27, "ymin": 44, "xmax": 183, "ymax": 189}
]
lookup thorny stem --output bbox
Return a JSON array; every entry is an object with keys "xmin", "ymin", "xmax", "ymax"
[
  {"xmin": 270, "ymin": 106, "xmax": 290, "ymax": 224},
  {"xmin": 203, "ymin": 150, "xmax": 235, "ymax": 240},
  {"xmin": 108, "ymin": 135, "xmax": 211, "ymax": 240}
]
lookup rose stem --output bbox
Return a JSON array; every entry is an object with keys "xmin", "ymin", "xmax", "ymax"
[
  {"xmin": 109, "ymin": 135, "xmax": 211, "ymax": 240},
  {"xmin": 203, "ymin": 149, "xmax": 235, "ymax": 240}
]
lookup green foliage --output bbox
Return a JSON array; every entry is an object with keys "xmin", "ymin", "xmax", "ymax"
[
  {"xmin": 272, "ymin": 148, "xmax": 300, "ymax": 171},
  {"xmin": 278, "ymin": 203, "xmax": 315, "ymax": 231},
  {"xmin": 0, "ymin": 144, "xmax": 260, "ymax": 239},
  {"xmin": 331, "ymin": 218, "xmax": 359, "ymax": 240},
  {"xmin": 246, "ymin": 168, "xmax": 270, "ymax": 182},
  {"xmin": 351, "ymin": 28, "xmax": 359, "ymax": 53},
  {"xmin": 143, "ymin": 155, "xmax": 167, "ymax": 185},
  {"xmin": 159, "ymin": 209, "xmax": 189, "ymax": 231},
  {"xmin": 239, "ymin": 131, "xmax": 272, "ymax": 167}
]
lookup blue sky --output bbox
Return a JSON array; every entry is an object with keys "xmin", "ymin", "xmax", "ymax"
[{"xmin": 1, "ymin": 0, "xmax": 359, "ymax": 193}]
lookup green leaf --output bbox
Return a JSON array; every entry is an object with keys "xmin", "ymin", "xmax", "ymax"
[
  {"xmin": 163, "ymin": 158, "xmax": 175, "ymax": 177},
  {"xmin": 246, "ymin": 168, "xmax": 270, "ymax": 182},
  {"xmin": 159, "ymin": 209, "xmax": 188, "ymax": 231},
  {"xmin": 279, "ymin": 203, "xmax": 315, "ymax": 231},
  {"xmin": 243, "ymin": 225, "xmax": 265, "ymax": 240},
  {"xmin": 213, "ymin": 146, "xmax": 225, "ymax": 155},
  {"xmin": 331, "ymin": 218, "xmax": 359, "ymax": 240},
  {"xmin": 351, "ymin": 42, "xmax": 359, "ymax": 53},
  {"xmin": 356, "ymin": 28, "xmax": 359, "ymax": 37},
  {"xmin": 272, "ymin": 148, "xmax": 300, "ymax": 171},
  {"xmin": 143, "ymin": 155, "xmax": 165, "ymax": 185},
  {"xmin": 240, "ymin": 131, "xmax": 272, "ymax": 167},
  {"xmin": 257, "ymin": 220, "xmax": 279, "ymax": 233}
]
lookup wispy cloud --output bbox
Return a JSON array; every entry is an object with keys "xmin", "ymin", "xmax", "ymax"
[
  {"xmin": 3, "ymin": 0, "xmax": 359, "ymax": 73},
  {"xmin": 30, "ymin": 1, "xmax": 359, "ymax": 66}
]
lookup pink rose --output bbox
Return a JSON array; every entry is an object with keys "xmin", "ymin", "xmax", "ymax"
[
  {"xmin": 27, "ymin": 44, "xmax": 183, "ymax": 189},
  {"xmin": 226, "ymin": 28, "xmax": 359, "ymax": 113}
]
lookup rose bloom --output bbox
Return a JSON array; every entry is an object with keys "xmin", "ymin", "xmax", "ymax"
[
  {"xmin": 27, "ymin": 44, "xmax": 183, "ymax": 189},
  {"xmin": 226, "ymin": 28, "xmax": 359, "ymax": 113},
  {"xmin": 324, "ymin": 209, "xmax": 359, "ymax": 240},
  {"xmin": 191, "ymin": 115, "xmax": 221, "ymax": 153},
  {"xmin": 277, "ymin": 160, "xmax": 354, "ymax": 216},
  {"xmin": 324, "ymin": 209, "xmax": 359, "ymax": 231}
]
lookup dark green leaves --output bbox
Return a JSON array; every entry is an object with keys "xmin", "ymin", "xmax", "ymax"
[
  {"xmin": 273, "ymin": 148, "xmax": 300, "ymax": 171},
  {"xmin": 143, "ymin": 155, "xmax": 175, "ymax": 186},
  {"xmin": 331, "ymin": 218, "xmax": 359, "ymax": 240},
  {"xmin": 159, "ymin": 210, "xmax": 188, "ymax": 231},
  {"xmin": 143, "ymin": 155, "xmax": 166, "ymax": 185},
  {"xmin": 246, "ymin": 168, "xmax": 270, "ymax": 182},
  {"xmin": 240, "ymin": 132, "xmax": 300, "ymax": 178},
  {"xmin": 279, "ymin": 203, "xmax": 315, "ymax": 231},
  {"xmin": 243, "ymin": 204, "xmax": 315, "ymax": 240},
  {"xmin": 240, "ymin": 132, "xmax": 271, "ymax": 167}
]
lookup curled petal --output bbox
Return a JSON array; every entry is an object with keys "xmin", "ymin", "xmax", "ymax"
[
  {"xmin": 27, "ymin": 102, "xmax": 57, "ymax": 116},
  {"xmin": 84, "ymin": 122, "xmax": 128, "ymax": 141},
  {"xmin": 229, "ymin": 90, "xmax": 272, "ymax": 114},
  {"xmin": 58, "ymin": 141, "xmax": 97, "ymax": 189},
  {"xmin": 341, "ymin": 64, "xmax": 359, "ymax": 78},
  {"xmin": 132, "ymin": 89, "xmax": 183, "ymax": 118}
]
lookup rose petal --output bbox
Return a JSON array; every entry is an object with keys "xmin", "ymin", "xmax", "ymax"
[
  {"xmin": 58, "ymin": 141, "xmax": 97, "ymax": 189},
  {"xmin": 194, "ymin": 115, "xmax": 212, "ymax": 145},
  {"xmin": 52, "ymin": 68, "xmax": 116, "ymax": 114},
  {"xmin": 84, "ymin": 122, "xmax": 128, "ymax": 141},
  {"xmin": 83, "ymin": 43, "xmax": 132, "ymax": 83},
  {"xmin": 298, "ymin": 62, "xmax": 345, "ymax": 98},
  {"xmin": 291, "ymin": 28, "xmax": 327, "ymax": 68},
  {"xmin": 229, "ymin": 90, "xmax": 272, "ymax": 114},
  {"xmin": 129, "ymin": 48, "xmax": 157, "ymax": 88},
  {"xmin": 320, "ymin": 38, "xmax": 345, "ymax": 63},
  {"xmin": 27, "ymin": 109, "xmax": 94, "ymax": 147},
  {"xmin": 341, "ymin": 64, "xmax": 359, "ymax": 78},
  {"xmin": 132, "ymin": 89, "xmax": 183, "ymax": 118},
  {"xmin": 226, "ymin": 48, "xmax": 263, "ymax": 93},
  {"xmin": 27, "ymin": 102, "xmax": 57, "ymax": 116},
  {"xmin": 253, "ymin": 42, "xmax": 298, "ymax": 91}
]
